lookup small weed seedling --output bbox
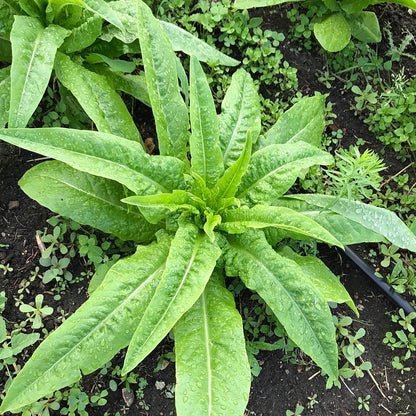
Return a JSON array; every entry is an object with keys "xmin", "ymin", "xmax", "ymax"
[{"xmin": 358, "ymin": 394, "xmax": 371, "ymax": 412}]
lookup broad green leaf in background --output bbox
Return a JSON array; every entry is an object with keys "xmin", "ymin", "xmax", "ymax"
[
  {"xmin": 0, "ymin": 239, "xmax": 170, "ymax": 414},
  {"xmin": 122, "ymin": 222, "xmax": 221, "ymax": 374},
  {"xmin": 19, "ymin": 0, "xmax": 44, "ymax": 18},
  {"xmin": 219, "ymin": 69, "xmax": 261, "ymax": 168},
  {"xmin": 383, "ymin": 0, "xmax": 416, "ymax": 10},
  {"xmin": 340, "ymin": 0, "xmax": 371, "ymax": 14},
  {"xmin": 0, "ymin": 66, "xmax": 10, "ymax": 128},
  {"xmin": 78, "ymin": 0, "xmax": 124, "ymax": 29},
  {"xmin": 277, "ymin": 246, "xmax": 358, "ymax": 315},
  {"xmin": 189, "ymin": 56, "xmax": 224, "ymax": 188},
  {"xmin": 86, "ymin": 53, "xmax": 136, "ymax": 73},
  {"xmin": 20, "ymin": 161, "xmax": 159, "ymax": 242},
  {"xmin": 0, "ymin": 38, "xmax": 12, "ymax": 62},
  {"xmin": 238, "ymin": 142, "xmax": 333, "ymax": 205},
  {"xmin": 285, "ymin": 194, "xmax": 416, "ymax": 251},
  {"xmin": 159, "ymin": 20, "xmax": 240, "ymax": 67},
  {"xmin": 234, "ymin": 0, "xmax": 299, "ymax": 8},
  {"xmin": 8, "ymin": 16, "xmax": 68, "ymax": 128},
  {"xmin": 0, "ymin": 128, "xmax": 185, "ymax": 195},
  {"xmin": 219, "ymin": 205, "xmax": 343, "ymax": 247},
  {"xmin": 54, "ymin": 52, "xmax": 142, "ymax": 143},
  {"xmin": 61, "ymin": 13, "xmax": 103, "ymax": 53},
  {"xmin": 348, "ymin": 11, "xmax": 381, "ymax": 43},
  {"xmin": 313, "ymin": 13, "xmax": 351, "ymax": 52},
  {"xmin": 137, "ymin": 0, "xmax": 189, "ymax": 159},
  {"xmin": 225, "ymin": 230, "xmax": 339, "ymax": 381},
  {"xmin": 174, "ymin": 271, "xmax": 251, "ymax": 416},
  {"xmin": 213, "ymin": 132, "xmax": 252, "ymax": 203},
  {"xmin": 257, "ymin": 95, "xmax": 326, "ymax": 150}
]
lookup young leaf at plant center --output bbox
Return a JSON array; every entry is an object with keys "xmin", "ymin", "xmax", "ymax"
[
  {"xmin": 19, "ymin": 161, "xmax": 159, "ymax": 242},
  {"xmin": 122, "ymin": 222, "xmax": 221, "ymax": 374},
  {"xmin": 189, "ymin": 55, "xmax": 224, "ymax": 188},
  {"xmin": 54, "ymin": 52, "xmax": 142, "ymax": 143},
  {"xmin": 225, "ymin": 229, "xmax": 339, "ymax": 381},
  {"xmin": 219, "ymin": 69, "xmax": 261, "ymax": 168},
  {"xmin": 256, "ymin": 95, "xmax": 326, "ymax": 150},
  {"xmin": 8, "ymin": 16, "xmax": 68, "ymax": 128},
  {"xmin": 0, "ymin": 238, "xmax": 171, "ymax": 413},
  {"xmin": 174, "ymin": 271, "xmax": 251, "ymax": 416}
]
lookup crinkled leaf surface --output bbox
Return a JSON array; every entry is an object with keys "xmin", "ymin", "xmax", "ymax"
[
  {"xmin": 285, "ymin": 194, "xmax": 416, "ymax": 251},
  {"xmin": 257, "ymin": 95, "xmax": 326, "ymax": 150},
  {"xmin": 122, "ymin": 222, "xmax": 221, "ymax": 374},
  {"xmin": 238, "ymin": 142, "xmax": 333, "ymax": 205},
  {"xmin": 61, "ymin": 13, "xmax": 103, "ymax": 53},
  {"xmin": 224, "ymin": 230, "xmax": 339, "ymax": 380},
  {"xmin": 219, "ymin": 69, "xmax": 261, "ymax": 168},
  {"xmin": 0, "ymin": 128, "xmax": 185, "ymax": 195},
  {"xmin": 0, "ymin": 66, "xmax": 10, "ymax": 128},
  {"xmin": 8, "ymin": 16, "xmax": 68, "ymax": 128},
  {"xmin": 54, "ymin": 52, "xmax": 142, "ymax": 143},
  {"xmin": 137, "ymin": 0, "xmax": 189, "ymax": 159},
  {"xmin": 277, "ymin": 246, "xmax": 358, "ymax": 315},
  {"xmin": 190, "ymin": 56, "xmax": 224, "ymax": 188},
  {"xmin": 159, "ymin": 20, "xmax": 239, "ymax": 66},
  {"xmin": 271, "ymin": 197, "xmax": 384, "ymax": 245},
  {"xmin": 219, "ymin": 205, "xmax": 343, "ymax": 247},
  {"xmin": 0, "ymin": 239, "xmax": 170, "ymax": 413},
  {"xmin": 174, "ymin": 271, "xmax": 251, "ymax": 416},
  {"xmin": 19, "ymin": 161, "xmax": 159, "ymax": 242}
]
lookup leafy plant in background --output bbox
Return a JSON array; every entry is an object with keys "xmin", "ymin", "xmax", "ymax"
[
  {"xmin": 0, "ymin": 0, "xmax": 238, "ymax": 133},
  {"xmin": 234, "ymin": 0, "xmax": 416, "ymax": 52},
  {"xmin": 2, "ymin": 2, "xmax": 416, "ymax": 416}
]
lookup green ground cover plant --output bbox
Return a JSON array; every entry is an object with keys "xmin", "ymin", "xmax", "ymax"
[
  {"xmin": 1, "ymin": 2, "xmax": 416, "ymax": 415},
  {"xmin": 235, "ymin": 0, "xmax": 416, "ymax": 52}
]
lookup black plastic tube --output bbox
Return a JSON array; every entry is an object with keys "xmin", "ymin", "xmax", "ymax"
[{"xmin": 343, "ymin": 246, "xmax": 416, "ymax": 318}]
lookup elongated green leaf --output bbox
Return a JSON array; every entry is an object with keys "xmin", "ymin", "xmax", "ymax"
[
  {"xmin": 219, "ymin": 69, "xmax": 261, "ymax": 168},
  {"xmin": 348, "ymin": 11, "xmax": 381, "ymax": 43},
  {"xmin": 54, "ymin": 52, "xmax": 142, "ymax": 143},
  {"xmin": 0, "ymin": 239, "xmax": 170, "ymax": 413},
  {"xmin": 20, "ymin": 161, "xmax": 159, "ymax": 241},
  {"xmin": 277, "ymin": 246, "xmax": 358, "ymax": 315},
  {"xmin": 190, "ymin": 56, "xmax": 223, "ymax": 188},
  {"xmin": 122, "ymin": 222, "xmax": 221, "ymax": 374},
  {"xmin": 219, "ymin": 205, "xmax": 343, "ymax": 247},
  {"xmin": 234, "ymin": 0, "xmax": 299, "ymax": 8},
  {"xmin": 238, "ymin": 142, "xmax": 333, "ymax": 205},
  {"xmin": 314, "ymin": 13, "xmax": 351, "ymax": 52},
  {"xmin": 203, "ymin": 211, "xmax": 222, "ymax": 242},
  {"xmin": 174, "ymin": 271, "xmax": 251, "ymax": 416},
  {"xmin": 256, "ymin": 95, "xmax": 326, "ymax": 150},
  {"xmin": 159, "ymin": 20, "xmax": 239, "ymax": 66},
  {"xmin": 61, "ymin": 13, "xmax": 102, "ymax": 53},
  {"xmin": 123, "ymin": 190, "xmax": 202, "ymax": 223},
  {"xmin": 137, "ymin": 0, "xmax": 189, "ymax": 160},
  {"xmin": 77, "ymin": 0, "xmax": 125, "ymax": 29},
  {"xmin": 0, "ymin": 128, "xmax": 185, "ymax": 195},
  {"xmin": 0, "ymin": 66, "xmax": 10, "ymax": 128},
  {"xmin": 224, "ymin": 230, "xmax": 339, "ymax": 380},
  {"xmin": 213, "ymin": 132, "xmax": 252, "ymax": 204},
  {"xmin": 285, "ymin": 194, "xmax": 416, "ymax": 252},
  {"xmin": 8, "ymin": 17, "xmax": 68, "ymax": 128}
]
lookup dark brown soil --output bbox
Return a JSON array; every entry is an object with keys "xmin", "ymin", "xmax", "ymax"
[{"xmin": 1, "ymin": 4, "xmax": 416, "ymax": 416}]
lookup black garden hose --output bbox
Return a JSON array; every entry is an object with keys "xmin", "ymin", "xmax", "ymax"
[{"xmin": 343, "ymin": 245, "xmax": 416, "ymax": 318}]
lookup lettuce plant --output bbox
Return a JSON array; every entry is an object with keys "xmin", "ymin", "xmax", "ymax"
[
  {"xmin": 234, "ymin": 0, "xmax": 416, "ymax": 52},
  {"xmin": 1, "ymin": 2, "xmax": 416, "ymax": 415},
  {"xmin": 0, "ymin": 0, "xmax": 237, "ymax": 132}
]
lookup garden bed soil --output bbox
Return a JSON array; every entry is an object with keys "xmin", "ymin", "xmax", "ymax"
[{"xmin": 1, "ymin": 3, "xmax": 416, "ymax": 416}]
